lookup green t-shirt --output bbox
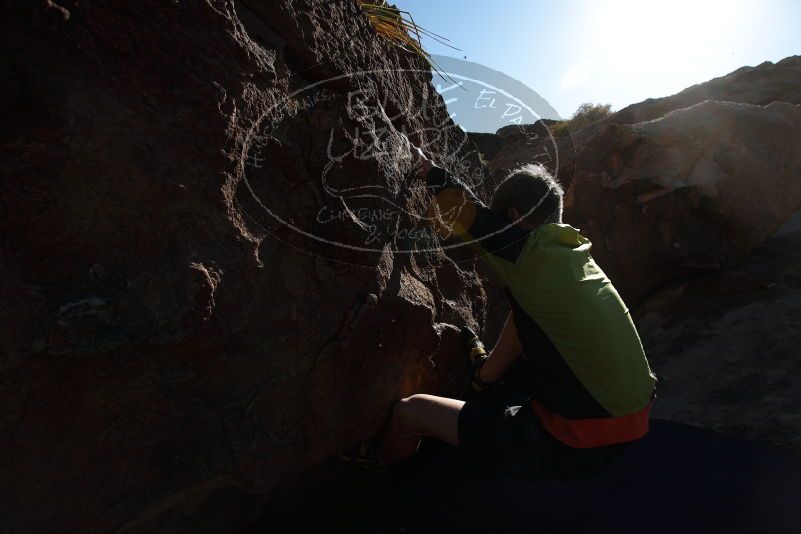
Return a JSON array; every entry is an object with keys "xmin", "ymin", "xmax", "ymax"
[
  {"xmin": 468, "ymin": 223, "xmax": 656, "ymax": 417},
  {"xmin": 423, "ymin": 165, "xmax": 656, "ymax": 418}
]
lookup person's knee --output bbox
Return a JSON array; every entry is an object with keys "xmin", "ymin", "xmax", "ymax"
[{"xmin": 393, "ymin": 394, "xmax": 432, "ymax": 432}]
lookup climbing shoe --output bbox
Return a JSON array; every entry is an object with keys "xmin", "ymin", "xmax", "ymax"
[
  {"xmin": 339, "ymin": 438, "xmax": 387, "ymax": 472},
  {"xmin": 459, "ymin": 326, "xmax": 497, "ymax": 393},
  {"xmin": 460, "ymin": 326, "xmax": 487, "ymax": 365}
]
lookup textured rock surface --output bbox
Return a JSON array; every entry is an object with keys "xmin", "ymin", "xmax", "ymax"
[
  {"xmin": 0, "ymin": 1, "xmax": 494, "ymax": 532},
  {"xmin": 637, "ymin": 210, "xmax": 801, "ymax": 456},
  {"xmin": 476, "ymin": 57, "xmax": 801, "ymax": 303},
  {"xmin": 567, "ymin": 100, "xmax": 801, "ymax": 302},
  {"xmin": 468, "ymin": 119, "xmax": 574, "ymax": 186}
]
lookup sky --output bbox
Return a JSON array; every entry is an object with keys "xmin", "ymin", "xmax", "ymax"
[{"xmin": 392, "ymin": 0, "xmax": 801, "ymax": 120}]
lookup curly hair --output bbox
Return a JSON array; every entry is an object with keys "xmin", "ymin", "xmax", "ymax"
[{"xmin": 490, "ymin": 163, "xmax": 564, "ymax": 227}]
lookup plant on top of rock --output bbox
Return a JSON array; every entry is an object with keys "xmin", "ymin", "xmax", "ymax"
[
  {"xmin": 354, "ymin": 0, "xmax": 459, "ymax": 78},
  {"xmin": 550, "ymin": 102, "xmax": 613, "ymax": 137}
]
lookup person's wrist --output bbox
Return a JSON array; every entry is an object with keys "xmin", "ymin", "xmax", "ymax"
[{"xmin": 477, "ymin": 362, "xmax": 493, "ymax": 383}]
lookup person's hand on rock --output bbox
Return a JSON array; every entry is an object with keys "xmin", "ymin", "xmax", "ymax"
[{"xmin": 410, "ymin": 143, "xmax": 433, "ymax": 177}]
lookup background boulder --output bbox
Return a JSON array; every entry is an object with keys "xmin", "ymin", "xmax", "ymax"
[
  {"xmin": 567, "ymin": 99, "xmax": 801, "ymax": 302},
  {"xmin": 610, "ymin": 55, "xmax": 801, "ymax": 125},
  {"xmin": 475, "ymin": 57, "xmax": 801, "ymax": 303}
]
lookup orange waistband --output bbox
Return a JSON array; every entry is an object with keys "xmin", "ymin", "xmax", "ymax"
[{"xmin": 530, "ymin": 399, "xmax": 652, "ymax": 449}]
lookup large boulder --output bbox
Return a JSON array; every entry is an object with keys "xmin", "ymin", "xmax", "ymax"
[
  {"xmin": 474, "ymin": 57, "xmax": 801, "ymax": 303},
  {"xmin": 635, "ymin": 209, "xmax": 801, "ymax": 455},
  {"xmin": 567, "ymin": 100, "xmax": 801, "ymax": 302},
  {"xmin": 0, "ymin": 1, "xmax": 493, "ymax": 532}
]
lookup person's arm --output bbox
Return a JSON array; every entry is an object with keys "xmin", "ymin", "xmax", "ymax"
[
  {"xmin": 423, "ymin": 166, "xmax": 480, "ymax": 238},
  {"xmin": 412, "ymin": 147, "xmax": 530, "ymax": 265},
  {"xmin": 478, "ymin": 312, "xmax": 522, "ymax": 383}
]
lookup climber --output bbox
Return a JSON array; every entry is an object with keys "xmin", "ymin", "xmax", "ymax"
[{"xmin": 342, "ymin": 143, "xmax": 657, "ymax": 479}]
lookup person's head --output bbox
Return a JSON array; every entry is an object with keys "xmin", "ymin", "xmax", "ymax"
[{"xmin": 490, "ymin": 163, "xmax": 564, "ymax": 229}]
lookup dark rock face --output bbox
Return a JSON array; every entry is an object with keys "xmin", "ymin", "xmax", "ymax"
[
  {"xmin": 476, "ymin": 57, "xmax": 801, "ymax": 303},
  {"xmin": 0, "ymin": 1, "xmax": 493, "ymax": 532}
]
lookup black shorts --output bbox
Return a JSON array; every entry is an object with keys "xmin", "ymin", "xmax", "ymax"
[{"xmin": 457, "ymin": 397, "xmax": 626, "ymax": 480}]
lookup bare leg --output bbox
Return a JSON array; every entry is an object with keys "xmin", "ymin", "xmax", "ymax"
[{"xmin": 377, "ymin": 394, "xmax": 465, "ymax": 464}]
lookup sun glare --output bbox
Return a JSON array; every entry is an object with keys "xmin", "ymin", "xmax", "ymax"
[{"xmin": 560, "ymin": 0, "xmax": 755, "ymax": 105}]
